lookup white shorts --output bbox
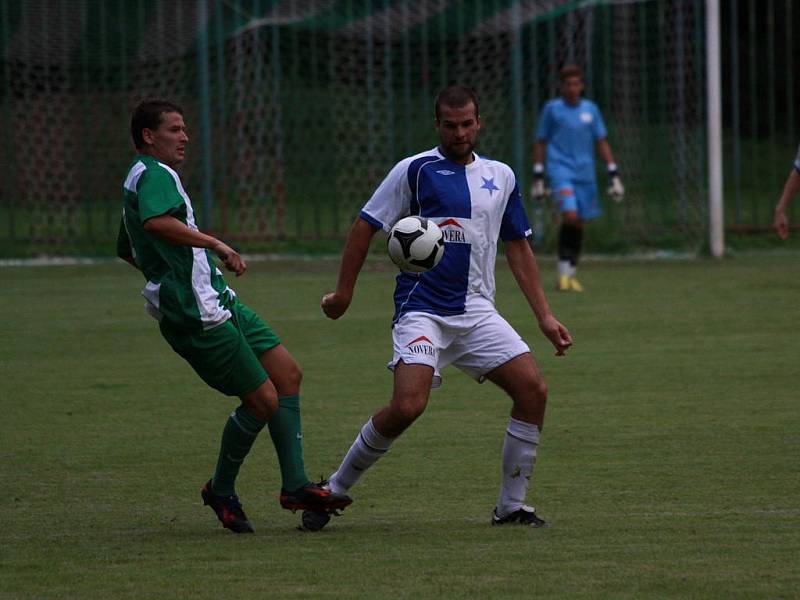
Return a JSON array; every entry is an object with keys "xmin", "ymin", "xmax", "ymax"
[{"xmin": 388, "ymin": 304, "xmax": 530, "ymax": 388}]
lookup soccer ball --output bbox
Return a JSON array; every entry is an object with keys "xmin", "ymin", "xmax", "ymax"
[{"xmin": 387, "ymin": 216, "xmax": 445, "ymax": 273}]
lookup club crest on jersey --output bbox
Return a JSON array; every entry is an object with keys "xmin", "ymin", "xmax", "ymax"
[
  {"xmin": 580, "ymin": 111, "xmax": 593, "ymax": 123},
  {"xmin": 405, "ymin": 335, "xmax": 436, "ymax": 356},
  {"xmin": 438, "ymin": 218, "xmax": 468, "ymax": 243}
]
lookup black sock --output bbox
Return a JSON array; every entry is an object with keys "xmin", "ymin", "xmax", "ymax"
[
  {"xmin": 571, "ymin": 225, "xmax": 583, "ymax": 267},
  {"xmin": 558, "ymin": 223, "xmax": 582, "ymax": 266}
]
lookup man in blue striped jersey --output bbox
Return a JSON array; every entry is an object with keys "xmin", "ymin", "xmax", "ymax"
[
  {"xmin": 303, "ymin": 85, "xmax": 572, "ymax": 531},
  {"xmin": 117, "ymin": 98, "xmax": 351, "ymax": 534}
]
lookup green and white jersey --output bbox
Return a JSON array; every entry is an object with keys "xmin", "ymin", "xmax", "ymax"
[{"xmin": 117, "ymin": 155, "xmax": 234, "ymax": 331}]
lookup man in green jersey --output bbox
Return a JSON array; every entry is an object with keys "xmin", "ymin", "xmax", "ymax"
[{"xmin": 117, "ymin": 98, "xmax": 351, "ymax": 534}]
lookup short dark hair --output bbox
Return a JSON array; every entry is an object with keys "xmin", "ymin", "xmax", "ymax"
[
  {"xmin": 130, "ymin": 98, "xmax": 184, "ymax": 150},
  {"xmin": 434, "ymin": 85, "xmax": 479, "ymax": 121},
  {"xmin": 559, "ymin": 64, "xmax": 584, "ymax": 82}
]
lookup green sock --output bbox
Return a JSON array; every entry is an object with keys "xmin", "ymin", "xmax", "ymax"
[
  {"xmin": 211, "ymin": 405, "xmax": 266, "ymax": 497},
  {"xmin": 267, "ymin": 394, "xmax": 310, "ymax": 492}
]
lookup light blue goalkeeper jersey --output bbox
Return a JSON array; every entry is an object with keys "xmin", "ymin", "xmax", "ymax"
[
  {"xmin": 359, "ymin": 147, "xmax": 531, "ymax": 324},
  {"xmin": 535, "ymin": 98, "xmax": 608, "ymax": 183}
]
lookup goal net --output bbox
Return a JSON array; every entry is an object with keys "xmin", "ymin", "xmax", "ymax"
[{"xmin": 0, "ymin": 0, "xmax": 707, "ymax": 256}]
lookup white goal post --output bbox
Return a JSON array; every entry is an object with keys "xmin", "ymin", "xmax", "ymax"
[{"xmin": 707, "ymin": 0, "xmax": 725, "ymax": 257}]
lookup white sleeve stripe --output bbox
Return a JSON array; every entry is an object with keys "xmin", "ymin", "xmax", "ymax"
[
  {"xmin": 413, "ymin": 158, "xmax": 446, "ymax": 215},
  {"xmin": 123, "ymin": 161, "xmax": 146, "ymax": 192}
]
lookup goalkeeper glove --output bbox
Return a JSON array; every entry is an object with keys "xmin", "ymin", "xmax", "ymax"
[
  {"xmin": 606, "ymin": 164, "xmax": 625, "ymax": 202},
  {"xmin": 531, "ymin": 163, "xmax": 548, "ymax": 201}
]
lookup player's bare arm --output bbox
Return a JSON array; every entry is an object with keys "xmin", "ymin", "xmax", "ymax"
[
  {"xmin": 533, "ymin": 140, "xmax": 546, "ymax": 165},
  {"xmin": 143, "ymin": 214, "xmax": 247, "ymax": 276},
  {"xmin": 596, "ymin": 138, "xmax": 615, "ymax": 165},
  {"xmin": 774, "ymin": 169, "xmax": 800, "ymax": 239},
  {"xmin": 322, "ymin": 217, "xmax": 380, "ymax": 319},
  {"xmin": 504, "ymin": 238, "xmax": 572, "ymax": 356}
]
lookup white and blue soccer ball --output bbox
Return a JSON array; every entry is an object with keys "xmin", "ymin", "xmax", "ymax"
[{"xmin": 387, "ymin": 215, "xmax": 445, "ymax": 273}]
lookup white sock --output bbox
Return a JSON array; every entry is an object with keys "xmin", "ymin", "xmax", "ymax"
[
  {"xmin": 558, "ymin": 260, "xmax": 571, "ymax": 277},
  {"xmin": 569, "ymin": 263, "xmax": 577, "ymax": 278},
  {"xmin": 496, "ymin": 417, "xmax": 540, "ymax": 517},
  {"xmin": 329, "ymin": 418, "xmax": 395, "ymax": 494}
]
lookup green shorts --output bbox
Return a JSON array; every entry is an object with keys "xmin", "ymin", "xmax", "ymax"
[{"xmin": 160, "ymin": 298, "xmax": 281, "ymax": 397}]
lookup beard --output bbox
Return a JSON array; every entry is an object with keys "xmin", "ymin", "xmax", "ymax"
[{"xmin": 441, "ymin": 139, "xmax": 475, "ymax": 162}]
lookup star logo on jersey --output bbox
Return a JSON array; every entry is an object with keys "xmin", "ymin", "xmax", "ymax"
[
  {"xmin": 438, "ymin": 218, "xmax": 468, "ymax": 243},
  {"xmin": 481, "ymin": 176, "xmax": 500, "ymax": 196}
]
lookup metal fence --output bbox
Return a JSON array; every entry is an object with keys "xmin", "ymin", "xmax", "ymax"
[{"xmin": 0, "ymin": 0, "xmax": 796, "ymax": 257}]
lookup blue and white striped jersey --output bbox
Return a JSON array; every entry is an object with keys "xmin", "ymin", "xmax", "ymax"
[{"xmin": 360, "ymin": 147, "xmax": 532, "ymax": 323}]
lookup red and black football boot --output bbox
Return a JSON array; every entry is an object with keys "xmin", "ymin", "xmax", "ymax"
[
  {"xmin": 279, "ymin": 480, "xmax": 352, "ymax": 513},
  {"xmin": 201, "ymin": 480, "xmax": 255, "ymax": 534}
]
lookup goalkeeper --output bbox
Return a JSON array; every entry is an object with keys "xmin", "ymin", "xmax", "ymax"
[{"xmin": 531, "ymin": 64, "xmax": 624, "ymax": 292}]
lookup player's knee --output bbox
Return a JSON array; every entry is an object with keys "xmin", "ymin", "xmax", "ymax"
[
  {"xmin": 521, "ymin": 376, "xmax": 547, "ymax": 405},
  {"xmin": 392, "ymin": 395, "xmax": 427, "ymax": 425},
  {"xmin": 282, "ymin": 361, "xmax": 303, "ymax": 392},
  {"xmin": 532, "ymin": 378, "xmax": 548, "ymax": 404},
  {"xmin": 246, "ymin": 399, "xmax": 276, "ymax": 422},
  {"xmin": 242, "ymin": 382, "xmax": 278, "ymax": 421},
  {"xmin": 272, "ymin": 360, "xmax": 303, "ymax": 396},
  {"xmin": 511, "ymin": 378, "xmax": 547, "ymax": 422}
]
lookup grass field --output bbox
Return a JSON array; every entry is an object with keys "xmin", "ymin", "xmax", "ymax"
[{"xmin": 2, "ymin": 254, "xmax": 799, "ymax": 599}]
